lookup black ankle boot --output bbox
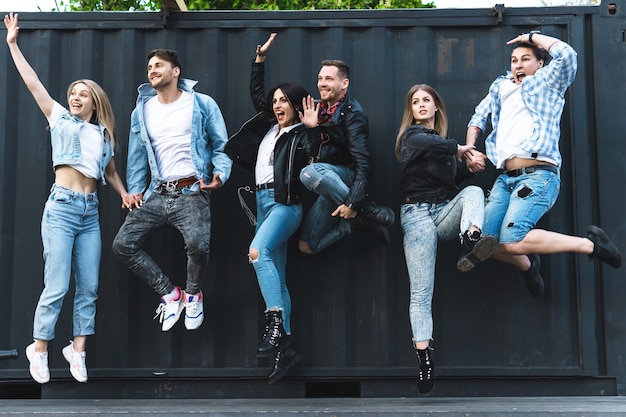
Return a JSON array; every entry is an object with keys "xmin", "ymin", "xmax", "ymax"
[
  {"xmin": 415, "ymin": 345, "xmax": 434, "ymax": 394},
  {"xmin": 257, "ymin": 310, "xmax": 285, "ymax": 357},
  {"xmin": 521, "ymin": 253, "xmax": 544, "ymax": 298},
  {"xmin": 268, "ymin": 337, "xmax": 301, "ymax": 384},
  {"xmin": 457, "ymin": 230, "xmax": 497, "ymax": 272}
]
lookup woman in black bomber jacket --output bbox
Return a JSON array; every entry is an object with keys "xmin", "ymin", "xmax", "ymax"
[
  {"xmin": 396, "ymin": 84, "xmax": 496, "ymax": 395},
  {"xmin": 225, "ymin": 38, "xmax": 317, "ymax": 384}
]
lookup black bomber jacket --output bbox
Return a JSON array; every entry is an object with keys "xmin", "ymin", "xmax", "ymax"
[
  {"xmin": 224, "ymin": 61, "xmax": 313, "ymax": 205},
  {"xmin": 399, "ymin": 124, "xmax": 473, "ymax": 204}
]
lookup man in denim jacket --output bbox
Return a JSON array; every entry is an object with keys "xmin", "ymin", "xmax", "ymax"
[
  {"xmin": 113, "ymin": 49, "xmax": 231, "ymax": 331},
  {"xmin": 464, "ymin": 33, "xmax": 621, "ymax": 297}
]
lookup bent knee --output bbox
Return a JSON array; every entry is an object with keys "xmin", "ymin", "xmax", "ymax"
[
  {"xmin": 248, "ymin": 248, "xmax": 259, "ymax": 263},
  {"xmin": 111, "ymin": 234, "xmax": 128, "ymax": 257},
  {"xmin": 299, "ymin": 165, "xmax": 322, "ymax": 189},
  {"xmin": 465, "ymin": 185, "xmax": 484, "ymax": 199}
]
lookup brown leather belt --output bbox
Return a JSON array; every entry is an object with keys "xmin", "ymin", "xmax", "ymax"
[
  {"xmin": 172, "ymin": 176, "xmax": 197, "ymax": 187},
  {"xmin": 157, "ymin": 176, "xmax": 197, "ymax": 192}
]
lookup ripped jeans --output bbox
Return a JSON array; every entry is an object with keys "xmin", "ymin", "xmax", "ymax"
[
  {"xmin": 483, "ymin": 170, "xmax": 560, "ymax": 244},
  {"xmin": 250, "ymin": 189, "xmax": 302, "ymax": 334},
  {"xmin": 401, "ymin": 185, "xmax": 486, "ymax": 343}
]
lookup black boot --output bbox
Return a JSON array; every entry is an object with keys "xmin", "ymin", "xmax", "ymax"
[
  {"xmin": 521, "ymin": 253, "xmax": 544, "ymax": 298},
  {"xmin": 587, "ymin": 225, "xmax": 622, "ymax": 268},
  {"xmin": 359, "ymin": 201, "xmax": 395, "ymax": 228},
  {"xmin": 415, "ymin": 345, "xmax": 434, "ymax": 394},
  {"xmin": 268, "ymin": 337, "xmax": 301, "ymax": 384},
  {"xmin": 457, "ymin": 230, "xmax": 497, "ymax": 272},
  {"xmin": 257, "ymin": 310, "xmax": 285, "ymax": 357}
]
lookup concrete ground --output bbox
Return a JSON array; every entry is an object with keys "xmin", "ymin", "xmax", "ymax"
[{"xmin": 1, "ymin": 397, "xmax": 626, "ymax": 416}]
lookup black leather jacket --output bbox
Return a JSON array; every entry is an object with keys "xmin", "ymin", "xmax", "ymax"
[
  {"xmin": 399, "ymin": 125, "xmax": 473, "ymax": 204},
  {"xmin": 225, "ymin": 62, "xmax": 313, "ymax": 205},
  {"xmin": 307, "ymin": 93, "xmax": 371, "ymax": 210}
]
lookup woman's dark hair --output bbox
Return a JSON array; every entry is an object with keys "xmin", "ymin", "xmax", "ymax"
[
  {"xmin": 147, "ymin": 49, "xmax": 183, "ymax": 73},
  {"xmin": 267, "ymin": 82, "xmax": 309, "ymax": 120}
]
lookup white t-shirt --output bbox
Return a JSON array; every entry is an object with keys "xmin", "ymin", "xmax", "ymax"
[
  {"xmin": 494, "ymin": 81, "xmax": 534, "ymax": 169},
  {"xmin": 144, "ymin": 91, "xmax": 195, "ymax": 182},
  {"xmin": 255, "ymin": 122, "xmax": 302, "ymax": 186},
  {"xmin": 494, "ymin": 79, "xmax": 558, "ymax": 169},
  {"xmin": 48, "ymin": 101, "xmax": 104, "ymax": 179}
]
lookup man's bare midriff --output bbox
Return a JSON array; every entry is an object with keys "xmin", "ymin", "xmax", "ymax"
[{"xmin": 504, "ymin": 156, "xmax": 557, "ymax": 171}]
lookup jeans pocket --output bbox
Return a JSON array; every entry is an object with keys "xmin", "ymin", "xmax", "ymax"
[{"xmin": 50, "ymin": 191, "xmax": 72, "ymax": 204}]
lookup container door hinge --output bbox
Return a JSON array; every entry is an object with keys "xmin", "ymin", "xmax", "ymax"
[{"xmin": 493, "ymin": 4, "xmax": 505, "ymax": 25}]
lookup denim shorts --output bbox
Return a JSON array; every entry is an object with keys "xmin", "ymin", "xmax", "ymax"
[{"xmin": 482, "ymin": 169, "xmax": 561, "ymax": 244}]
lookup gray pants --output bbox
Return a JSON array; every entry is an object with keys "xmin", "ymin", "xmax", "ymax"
[{"xmin": 113, "ymin": 189, "xmax": 212, "ymax": 296}]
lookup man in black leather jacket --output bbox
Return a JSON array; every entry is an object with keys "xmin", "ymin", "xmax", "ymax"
[
  {"xmin": 257, "ymin": 33, "xmax": 394, "ymax": 255},
  {"xmin": 297, "ymin": 58, "xmax": 395, "ymax": 254}
]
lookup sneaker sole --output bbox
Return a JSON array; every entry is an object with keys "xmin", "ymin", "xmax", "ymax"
[{"xmin": 457, "ymin": 236, "xmax": 498, "ymax": 272}]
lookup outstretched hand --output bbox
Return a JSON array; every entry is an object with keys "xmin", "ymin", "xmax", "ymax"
[
  {"xmin": 4, "ymin": 12, "xmax": 19, "ymax": 45},
  {"xmin": 300, "ymin": 95, "xmax": 319, "ymax": 128},
  {"xmin": 255, "ymin": 33, "xmax": 276, "ymax": 62}
]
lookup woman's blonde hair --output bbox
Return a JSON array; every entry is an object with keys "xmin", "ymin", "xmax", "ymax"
[
  {"xmin": 67, "ymin": 79, "xmax": 117, "ymax": 148},
  {"xmin": 394, "ymin": 84, "xmax": 448, "ymax": 160}
]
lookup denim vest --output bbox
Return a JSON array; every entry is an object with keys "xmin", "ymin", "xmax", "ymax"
[
  {"xmin": 127, "ymin": 78, "xmax": 231, "ymax": 200},
  {"xmin": 51, "ymin": 108, "xmax": 113, "ymax": 185}
]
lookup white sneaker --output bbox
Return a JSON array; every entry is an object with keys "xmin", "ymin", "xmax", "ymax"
[
  {"xmin": 25, "ymin": 342, "xmax": 49, "ymax": 384},
  {"xmin": 154, "ymin": 287, "xmax": 183, "ymax": 331},
  {"xmin": 62, "ymin": 342, "xmax": 88, "ymax": 383},
  {"xmin": 183, "ymin": 291, "xmax": 204, "ymax": 330}
]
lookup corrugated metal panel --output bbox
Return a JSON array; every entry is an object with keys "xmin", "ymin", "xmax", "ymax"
[{"xmin": 0, "ymin": 1, "xmax": 622, "ymax": 393}]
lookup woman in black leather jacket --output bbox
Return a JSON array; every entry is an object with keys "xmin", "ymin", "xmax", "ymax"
[
  {"xmin": 396, "ymin": 84, "xmax": 495, "ymax": 395},
  {"xmin": 225, "ymin": 37, "xmax": 317, "ymax": 384}
]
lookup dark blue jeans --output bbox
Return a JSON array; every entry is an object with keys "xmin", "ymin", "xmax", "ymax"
[
  {"xmin": 299, "ymin": 162, "xmax": 355, "ymax": 254},
  {"xmin": 113, "ymin": 188, "xmax": 212, "ymax": 296}
]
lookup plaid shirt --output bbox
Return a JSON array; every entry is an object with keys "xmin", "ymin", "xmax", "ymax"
[
  {"xmin": 318, "ymin": 96, "xmax": 346, "ymax": 124},
  {"xmin": 468, "ymin": 41, "xmax": 577, "ymax": 168}
]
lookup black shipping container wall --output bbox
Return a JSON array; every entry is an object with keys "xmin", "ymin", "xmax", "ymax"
[{"xmin": 0, "ymin": 0, "xmax": 624, "ymax": 398}]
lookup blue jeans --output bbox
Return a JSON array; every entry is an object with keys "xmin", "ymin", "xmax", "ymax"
[
  {"xmin": 400, "ymin": 186, "xmax": 485, "ymax": 343},
  {"xmin": 299, "ymin": 163, "xmax": 355, "ymax": 254},
  {"xmin": 249, "ymin": 189, "xmax": 303, "ymax": 334},
  {"xmin": 483, "ymin": 170, "xmax": 561, "ymax": 244},
  {"xmin": 112, "ymin": 188, "xmax": 212, "ymax": 296},
  {"xmin": 34, "ymin": 184, "xmax": 101, "ymax": 341}
]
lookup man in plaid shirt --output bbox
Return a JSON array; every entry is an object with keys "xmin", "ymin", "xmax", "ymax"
[{"xmin": 462, "ymin": 32, "xmax": 621, "ymax": 297}]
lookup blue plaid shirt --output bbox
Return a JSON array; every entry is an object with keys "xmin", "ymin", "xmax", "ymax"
[{"xmin": 468, "ymin": 41, "xmax": 577, "ymax": 168}]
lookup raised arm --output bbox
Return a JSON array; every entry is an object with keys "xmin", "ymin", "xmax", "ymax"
[
  {"xmin": 250, "ymin": 33, "xmax": 277, "ymax": 112},
  {"xmin": 255, "ymin": 33, "xmax": 276, "ymax": 64},
  {"xmin": 4, "ymin": 13, "xmax": 55, "ymax": 118}
]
